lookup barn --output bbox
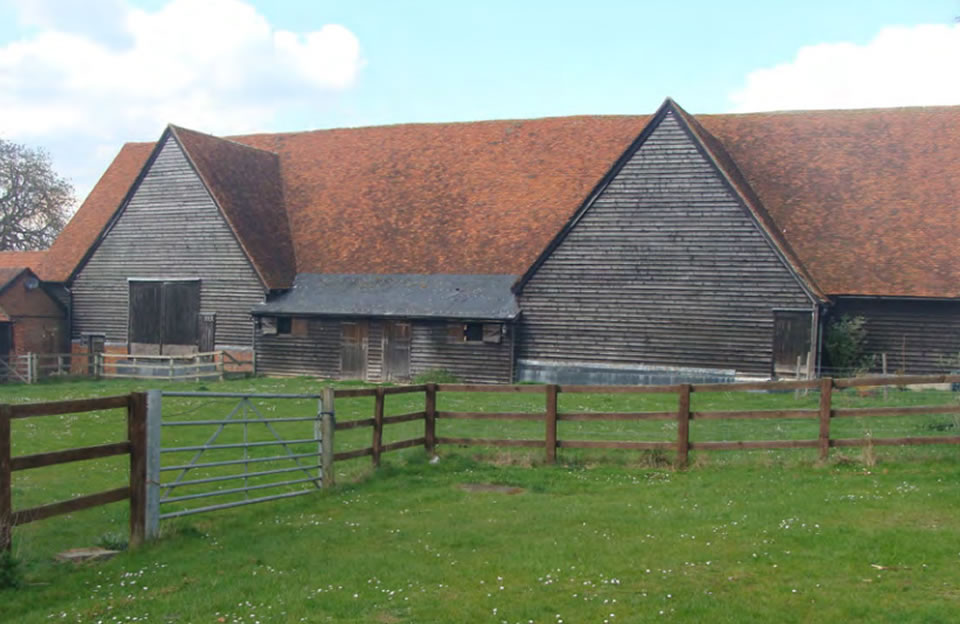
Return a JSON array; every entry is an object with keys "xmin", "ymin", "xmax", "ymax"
[{"xmin": 11, "ymin": 98, "xmax": 959, "ymax": 383}]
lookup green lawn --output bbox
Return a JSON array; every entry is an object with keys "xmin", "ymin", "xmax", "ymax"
[{"xmin": 2, "ymin": 376, "xmax": 959, "ymax": 622}]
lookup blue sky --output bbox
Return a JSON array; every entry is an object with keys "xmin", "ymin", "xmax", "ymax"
[{"xmin": 1, "ymin": 0, "xmax": 958, "ymax": 202}]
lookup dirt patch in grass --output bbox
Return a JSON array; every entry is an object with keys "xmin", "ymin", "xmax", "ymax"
[{"xmin": 458, "ymin": 483, "xmax": 526, "ymax": 495}]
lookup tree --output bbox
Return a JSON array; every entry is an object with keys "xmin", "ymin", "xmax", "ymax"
[{"xmin": 0, "ymin": 138, "xmax": 74, "ymax": 251}]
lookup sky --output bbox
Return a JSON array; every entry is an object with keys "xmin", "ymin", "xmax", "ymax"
[{"xmin": 1, "ymin": 0, "xmax": 959, "ymax": 206}]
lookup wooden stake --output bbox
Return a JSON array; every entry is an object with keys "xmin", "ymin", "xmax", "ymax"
[
  {"xmin": 0, "ymin": 405, "xmax": 11, "ymax": 551},
  {"xmin": 127, "ymin": 393, "xmax": 147, "ymax": 548},
  {"xmin": 545, "ymin": 384, "xmax": 558, "ymax": 464},
  {"xmin": 676, "ymin": 384, "xmax": 691, "ymax": 467},
  {"xmin": 373, "ymin": 388, "xmax": 384, "ymax": 468},
  {"xmin": 818, "ymin": 377, "xmax": 833, "ymax": 461},
  {"xmin": 424, "ymin": 383, "xmax": 437, "ymax": 455}
]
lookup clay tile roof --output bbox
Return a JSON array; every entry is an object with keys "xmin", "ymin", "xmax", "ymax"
[
  {"xmin": 232, "ymin": 116, "xmax": 648, "ymax": 276},
  {"xmin": 0, "ymin": 251, "xmax": 46, "ymax": 274},
  {"xmin": 699, "ymin": 106, "xmax": 960, "ymax": 299},
  {"xmin": 0, "ymin": 267, "xmax": 26, "ymax": 290},
  {"xmin": 41, "ymin": 104, "xmax": 960, "ymax": 300},
  {"xmin": 43, "ymin": 143, "xmax": 154, "ymax": 282},
  {"xmin": 171, "ymin": 126, "xmax": 295, "ymax": 290}
]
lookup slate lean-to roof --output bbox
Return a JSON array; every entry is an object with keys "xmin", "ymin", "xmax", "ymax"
[
  {"xmin": 253, "ymin": 274, "xmax": 520, "ymax": 320},
  {"xmin": 19, "ymin": 101, "xmax": 960, "ymax": 299}
]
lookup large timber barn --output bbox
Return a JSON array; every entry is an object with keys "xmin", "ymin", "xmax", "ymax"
[{"xmin": 4, "ymin": 99, "xmax": 960, "ymax": 384}]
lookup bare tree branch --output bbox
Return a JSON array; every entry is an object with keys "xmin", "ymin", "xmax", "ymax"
[{"xmin": 0, "ymin": 138, "xmax": 74, "ymax": 251}]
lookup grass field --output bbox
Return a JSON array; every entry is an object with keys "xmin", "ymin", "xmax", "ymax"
[{"xmin": 2, "ymin": 376, "xmax": 960, "ymax": 622}]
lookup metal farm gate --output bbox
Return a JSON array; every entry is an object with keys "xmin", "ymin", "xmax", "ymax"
[{"xmin": 145, "ymin": 391, "xmax": 333, "ymax": 535}]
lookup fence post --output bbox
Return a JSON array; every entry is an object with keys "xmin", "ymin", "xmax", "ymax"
[
  {"xmin": 424, "ymin": 383, "xmax": 437, "ymax": 455},
  {"xmin": 145, "ymin": 390, "xmax": 162, "ymax": 541},
  {"xmin": 882, "ymin": 353, "xmax": 888, "ymax": 402},
  {"xmin": 321, "ymin": 387, "xmax": 336, "ymax": 488},
  {"xmin": 372, "ymin": 387, "xmax": 384, "ymax": 468},
  {"xmin": 818, "ymin": 377, "xmax": 833, "ymax": 462},
  {"xmin": 0, "ymin": 404, "xmax": 11, "ymax": 551},
  {"xmin": 57, "ymin": 355, "xmax": 64, "ymax": 377},
  {"xmin": 545, "ymin": 384, "xmax": 558, "ymax": 464},
  {"xmin": 95, "ymin": 353, "xmax": 103, "ymax": 379},
  {"xmin": 26, "ymin": 352, "xmax": 34, "ymax": 384},
  {"xmin": 127, "ymin": 392, "xmax": 148, "ymax": 548},
  {"xmin": 676, "ymin": 384, "xmax": 691, "ymax": 468}
]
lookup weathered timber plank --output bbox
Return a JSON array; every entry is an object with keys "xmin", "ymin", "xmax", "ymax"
[
  {"xmin": 834, "ymin": 374, "xmax": 960, "ymax": 388},
  {"xmin": 11, "ymin": 442, "xmax": 131, "ymax": 471},
  {"xmin": 333, "ymin": 447, "xmax": 375, "ymax": 461},
  {"xmin": 381, "ymin": 438, "xmax": 427, "ymax": 453},
  {"xmin": 558, "ymin": 411, "xmax": 675, "ymax": 421},
  {"xmin": 334, "ymin": 388, "xmax": 379, "ymax": 398},
  {"xmin": 12, "ymin": 487, "xmax": 130, "ymax": 526},
  {"xmin": 382, "ymin": 412, "xmax": 426, "ymax": 425},
  {"xmin": 335, "ymin": 418, "xmax": 375, "ymax": 431},
  {"xmin": 691, "ymin": 409, "xmax": 818, "ymax": 420},
  {"xmin": 690, "ymin": 440, "xmax": 820, "ymax": 450},
  {"xmin": 833, "ymin": 404, "xmax": 960, "ymax": 418},
  {"xmin": 436, "ymin": 384, "xmax": 545, "ymax": 393},
  {"xmin": 558, "ymin": 384, "xmax": 682, "ymax": 394},
  {"xmin": 436, "ymin": 412, "xmax": 544, "ymax": 421},
  {"xmin": 11, "ymin": 395, "xmax": 131, "ymax": 419},
  {"xmin": 832, "ymin": 436, "xmax": 960, "ymax": 447},
  {"xmin": 436, "ymin": 437, "xmax": 545, "ymax": 448},
  {"xmin": 557, "ymin": 440, "xmax": 674, "ymax": 450}
]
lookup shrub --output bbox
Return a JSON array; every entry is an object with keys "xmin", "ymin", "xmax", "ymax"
[
  {"xmin": 824, "ymin": 315, "xmax": 873, "ymax": 375},
  {"xmin": 413, "ymin": 369, "xmax": 461, "ymax": 384}
]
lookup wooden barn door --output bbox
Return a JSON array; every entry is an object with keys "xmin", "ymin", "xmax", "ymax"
[
  {"xmin": 383, "ymin": 321, "xmax": 411, "ymax": 382},
  {"xmin": 341, "ymin": 321, "xmax": 368, "ymax": 380},
  {"xmin": 773, "ymin": 311, "xmax": 812, "ymax": 378},
  {"xmin": 129, "ymin": 280, "xmax": 201, "ymax": 355}
]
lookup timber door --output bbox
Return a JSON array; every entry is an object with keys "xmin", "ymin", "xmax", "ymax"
[
  {"xmin": 199, "ymin": 313, "xmax": 216, "ymax": 353},
  {"xmin": 129, "ymin": 280, "xmax": 201, "ymax": 355},
  {"xmin": 383, "ymin": 321, "xmax": 411, "ymax": 382},
  {"xmin": 773, "ymin": 311, "xmax": 812, "ymax": 378},
  {"xmin": 341, "ymin": 321, "xmax": 368, "ymax": 380}
]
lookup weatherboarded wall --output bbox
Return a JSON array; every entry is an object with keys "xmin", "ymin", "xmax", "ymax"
[
  {"xmin": 829, "ymin": 298, "xmax": 960, "ymax": 375},
  {"xmin": 255, "ymin": 317, "xmax": 514, "ymax": 383},
  {"xmin": 72, "ymin": 135, "xmax": 265, "ymax": 348},
  {"xmin": 409, "ymin": 321, "xmax": 513, "ymax": 384},
  {"xmin": 518, "ymin": 111, "xmax": 813, "ymax": 378}
]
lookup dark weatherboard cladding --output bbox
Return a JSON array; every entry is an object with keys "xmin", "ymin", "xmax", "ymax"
[
  {"xmin": 71, "ymin": 134, "xmax": 266, "ymax": 348},
  {"xmin": 517, "ymin": 110, "xmax": 815, "ymax": 378}
]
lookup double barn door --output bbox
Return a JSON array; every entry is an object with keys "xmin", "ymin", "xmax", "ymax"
[{"xmin": 341, "ymin": 320, "xmax": 411, "ymax": 382}]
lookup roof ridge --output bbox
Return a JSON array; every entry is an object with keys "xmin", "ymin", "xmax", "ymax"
[{"xmin": 168, "ymin": 124, "xmax": 279, "ymax": 157}]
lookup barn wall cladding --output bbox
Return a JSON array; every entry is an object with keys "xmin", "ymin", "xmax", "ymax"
[
  {"xmin": 71, "ymin": 134, "xmax": 266, "ymax": 351},
  {"xmin": 828, "ymin": 299, "xmax": 960, "ymax": 375},
  {"xmin": 516, "ymin": 110, "xmax": 815, "ymax": 380}
]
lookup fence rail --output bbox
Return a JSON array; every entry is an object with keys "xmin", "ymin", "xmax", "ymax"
[
  {"xmin": 4, "ymin": 373, "xmax": 959, "ymax": 551},
  {"xmin": 0, "ymin": 393, "xmax": 147, "ymax": 551},
  {"xmin": 325, "ymin": 373, "xmax": 960, "ymax": 476}
]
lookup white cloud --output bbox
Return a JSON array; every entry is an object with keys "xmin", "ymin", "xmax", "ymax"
[
  {"xmin": 0, "ymin": 0, "xmax": 364, "ymax": 202},
  {"xmin": 729, "ymin": 23, "xmax": 960, "ymax": 112}
]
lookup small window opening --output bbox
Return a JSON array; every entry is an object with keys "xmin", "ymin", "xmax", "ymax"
[{"xmin": 276, "ymin": 317, "xmax": 292, "ymax": 335}]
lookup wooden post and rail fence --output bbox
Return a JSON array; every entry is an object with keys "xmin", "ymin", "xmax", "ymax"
[
  {"xmin": 325, "ymin": 373, "xmax": 960, "ymax": 471},
  {"xmin": 1, "ymin": 394, "xmax": 148, "ymax": 552},
  {"xmin": 3, "ymin": 373, "xmax": 960, "ymax": 551}
]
